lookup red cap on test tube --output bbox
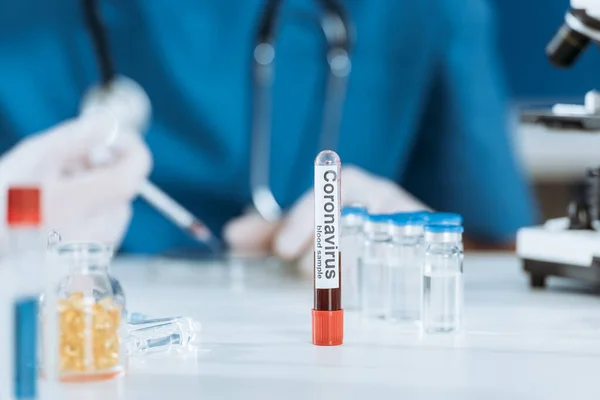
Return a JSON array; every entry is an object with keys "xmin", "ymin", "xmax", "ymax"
[
  {"xmin": 7, "ymin": 186, "xmax": 42, "ymax": 226},
  {"xmin": 312, "ymin": 150, "xmax": 343, "ymax": 346}
]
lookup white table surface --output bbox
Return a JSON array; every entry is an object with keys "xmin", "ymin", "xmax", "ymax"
[{"xmin": 50, "ymin": 253, "xmax": 600, "ymax": 400}]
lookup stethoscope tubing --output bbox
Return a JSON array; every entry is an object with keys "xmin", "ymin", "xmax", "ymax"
[{"xmin": 250, "ymin": 0, "xmax": 353, "ymax": 222}]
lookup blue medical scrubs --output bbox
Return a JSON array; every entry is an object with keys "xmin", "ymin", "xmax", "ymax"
[{"xmin": 0, "ymin": 0, "xmax": 535, "ymax": 253}]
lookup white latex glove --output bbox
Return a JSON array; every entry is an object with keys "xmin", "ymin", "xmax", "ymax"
[
  {"xmin": 224, "ymin": 166, "xmax": 429, "ymax": 277},
  {"xmin": 0, "ymin": 113, "xmax": 152, "ymax": 250}
]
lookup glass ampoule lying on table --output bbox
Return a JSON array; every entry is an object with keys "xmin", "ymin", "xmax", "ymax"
[{"xmin": 126, "ymin": 315, "xmax": 199, "ymax": 355}]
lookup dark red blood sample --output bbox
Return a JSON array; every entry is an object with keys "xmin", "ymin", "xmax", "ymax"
[{"xmin": 314, "ymin": 252, "xmax": 342, "ymax": 311}]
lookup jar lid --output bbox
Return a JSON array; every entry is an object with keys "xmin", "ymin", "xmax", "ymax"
[{"xmin": 7, "ymin": 186, "xmax": 41, "ymax": 226}]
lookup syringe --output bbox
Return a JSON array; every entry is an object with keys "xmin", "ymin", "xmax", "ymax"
[
  {"xmin": 139, "ymin": 182, "xmax": 221, "ymax": 251},
  {"xmin": 86, "ymin": 138, "xmax": 221, "ymax": 251},
  {"xmin": 80, "ymin": 78, "xmax": 221, "ymax": 251}
]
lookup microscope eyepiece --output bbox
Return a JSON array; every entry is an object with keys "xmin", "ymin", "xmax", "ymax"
[{"xmin": 546, "ymin": 23, "xmax": 590, "ymax": 68}]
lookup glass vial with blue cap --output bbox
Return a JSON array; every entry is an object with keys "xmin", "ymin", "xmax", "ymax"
[
  {"xmin": 386, "ymin": 213, "xmax": 425, "ymax": 322},
  {"xmin": 421, "ymin": 224, "xmax": 464, "ymax": 333},
  {"xmin": 421, "ymin": 213, "xmax": 463, "ymax": 251},
  {"xmin": 361, "ymin": 214, "xmax": 392, "ymax": 319},
  {"xmin": 341, "ymin": 205, "xmax": 367, "ymax": 311}
]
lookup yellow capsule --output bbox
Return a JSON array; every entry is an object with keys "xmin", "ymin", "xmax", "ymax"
[
  {"xmin": 67, "ymin": 292, "xmax": 85, "ymax": 308},
  {"xmin": 64, "ymin": 344, "xmax": 79, "ymax": 357},
  {"xmin": 58, "ymin": 299, "xmax": 69, "ymax": 312},
  {"xmin": 94, "ymin": 315, "xmax": 112, "ymax": 331},
  {"xmin": 58, "ymin": 291, "xmax": 123, "ymax": 375},
  {"xmin": 61, "ymin": 309, "xmax": 79, "ymax": 325},
  {"xmin": 111, "ymin": 310, "xmax": 121, "ymax": 327},
  {"xmin": 98, "ymin": 297, "xmax": 116, "ymax": 310},
  {"xmin": 104, "ymin": 335, "xmax": 119, "ymax": 350}
]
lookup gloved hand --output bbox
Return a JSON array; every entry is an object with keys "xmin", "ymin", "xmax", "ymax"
[
  {"xmin": 224, "ymin": 166, "xmax": 429, "ymax": 277},
  {"xmin": 0, "ymin": 113, "xmax": 152, "ymax": 250}
]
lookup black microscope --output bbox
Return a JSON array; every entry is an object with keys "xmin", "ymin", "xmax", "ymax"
[{"xmin": 517, "ymin": 1, "xmax": 600, "ymax": 287}]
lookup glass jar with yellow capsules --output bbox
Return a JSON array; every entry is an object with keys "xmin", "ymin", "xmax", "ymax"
[{"xmin": 48, "ymin": 242, "xmax": 126, "ymax": 382}]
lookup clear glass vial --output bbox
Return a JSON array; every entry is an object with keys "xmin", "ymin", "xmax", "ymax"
[
  {"xmin": 341, "ymin": 205, "xmax": 367, "ymax": 311},
  {"xmin": 360, "ymin": 214, "xmax": 393, "ymax": 319},
  {"xmin": 421, "ymin": 225, "xmax": 464, "ymax": 333},
  {"xmin": 386, "ymin": 213, "xmax": 425, "ymax": 322},
  {"xmin": 48, "ymin": 242, "xmax": 127, "ymax": 382}
]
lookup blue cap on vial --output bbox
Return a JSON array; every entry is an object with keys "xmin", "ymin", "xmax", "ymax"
[
  {"xmin": 391, "ymin": 212, "xmax": 427, "ymax": 226},
  {"xmin": 341, "ymin": 205, "xmax": 368, "ymax": 216},
  {"xmin": 367, "ymin": 213, "xmax": 394, "ymax": 223},
  {"xmin": 390, "ymin": 212, "xmax": 427, "ymax": 236},
  {"xmin": 423, "ymin": 212, "xmax": 462, "ymax": 226},
  {"xmin": 423, "ymin": 224, "xmax": 464, "ymax": 233},
  {"xmin": 364, "ymin": 214, "xmax": 395, "ymax": 235},
  {"xmin": 423, "ymin": 224, "xmax": 463, "ymax": 243}
]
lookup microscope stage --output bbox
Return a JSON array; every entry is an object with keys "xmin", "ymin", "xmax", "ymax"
[{"xmin": 517, "ymin": 226, "xmax": 600, "ymax": 287}]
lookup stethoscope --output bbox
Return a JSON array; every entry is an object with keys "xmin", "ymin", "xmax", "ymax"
[
  {"xmin": 81, "ymin": 0, "xmax": 353, "ymax": 244},
  {"xmin": 251, "ymin": 0, "xmax": 353, "ymax": 222}
]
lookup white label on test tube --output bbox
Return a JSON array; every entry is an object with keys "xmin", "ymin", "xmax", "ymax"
[{"xmin": 314, "ymin": 164, "xmax": 340, "ymax": 289}]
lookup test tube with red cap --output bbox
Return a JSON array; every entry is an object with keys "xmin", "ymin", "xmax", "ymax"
[
  {"xmin": 0, "ymin": 186, "xmax": 44, "ymax": 399},
  {"xmin": 312, "ymin": 150, "xmax": 343, "ymax": 346}
]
